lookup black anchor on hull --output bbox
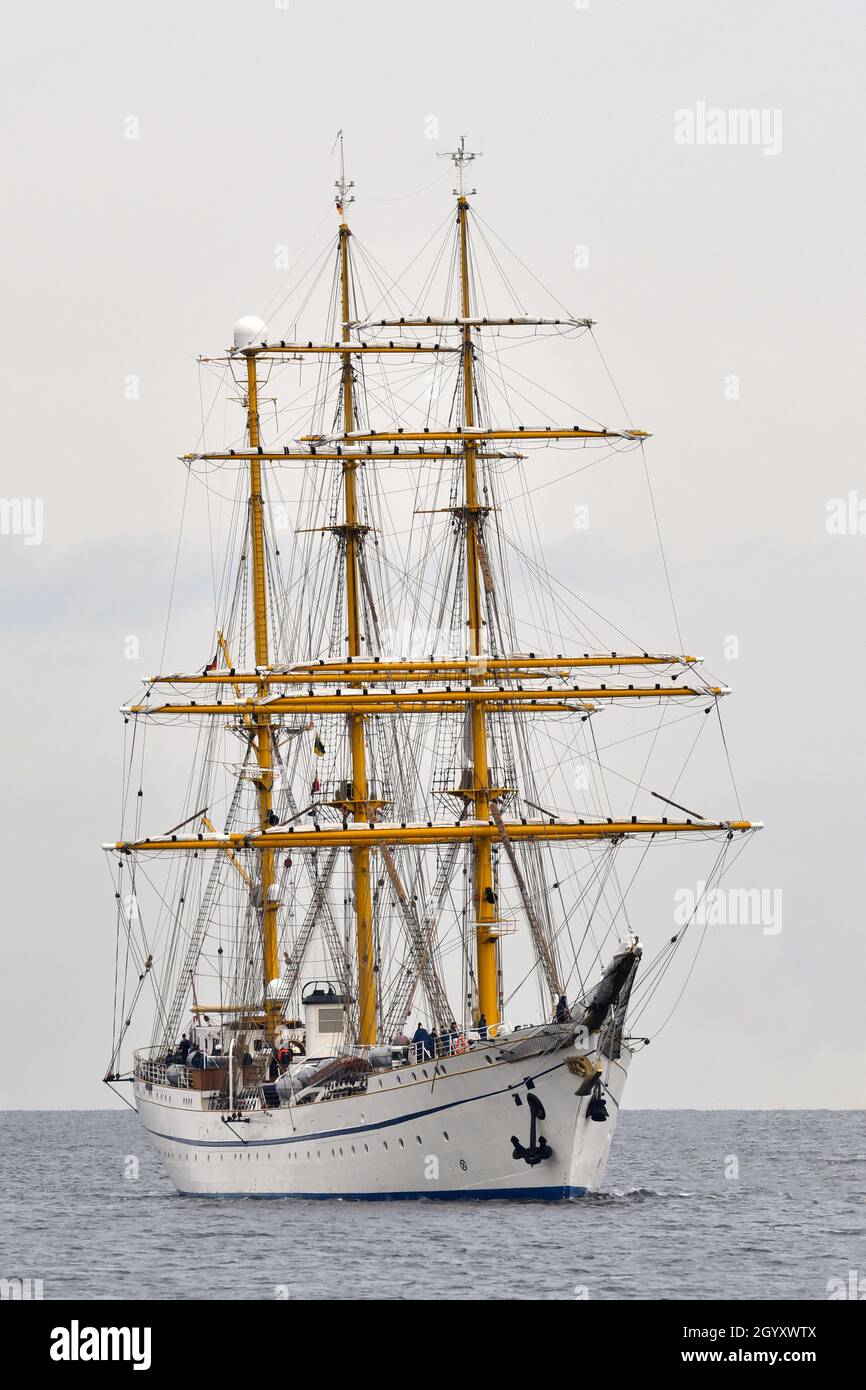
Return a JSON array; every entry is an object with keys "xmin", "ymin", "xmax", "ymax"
[
  {"xmin": 585, "ymin": 1076, "xmax": 609, "ymax": 1122},
  {"xmin": 510, "ymin": 1090, "xmax": 553, "ymax": 1166}
]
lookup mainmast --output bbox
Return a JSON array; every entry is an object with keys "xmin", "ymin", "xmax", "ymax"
[
  {"xmin": 243, "ymin": 353, "xmax": 280, "ymax": 1029},
  {"xmin": 335, "ymin": 138, "xmax": 376, "ymax": 1046},
  {"xmin": 447, "ymin": 138, "xmax": 499, "ymax": 1029}
]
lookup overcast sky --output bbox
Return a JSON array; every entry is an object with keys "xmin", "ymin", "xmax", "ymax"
[{"xmin": 1, "ymin": 0, "xmax": 864, "ymax": 1109}]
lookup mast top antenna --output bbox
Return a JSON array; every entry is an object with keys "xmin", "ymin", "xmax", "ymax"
[
  {"xmin": 438, "ymin": 135, "xmax": 481, "ymax": 197},
  {"xmin": 332, "ymin": 129, "xmax": 355, "ymax": 213}
]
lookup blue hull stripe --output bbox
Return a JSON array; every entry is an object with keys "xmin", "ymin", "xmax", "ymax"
[
  {"xmin": 145, "ymin": 1057, "xmax": 571, "ymax": 1150},
  {"xmin": 176, "ymin": 1185, "xmax": 587, "ymax": 1202}
]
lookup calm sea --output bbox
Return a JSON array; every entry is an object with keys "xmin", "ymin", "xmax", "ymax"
[{"xmin": 1, "ymin": 1110, "xmax": 862, "ymax": 1300}]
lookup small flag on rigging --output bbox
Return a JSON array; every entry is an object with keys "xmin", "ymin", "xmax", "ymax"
[{"xmin": 313, "ymin": 733, "xmax": 326, "ymax": 757}]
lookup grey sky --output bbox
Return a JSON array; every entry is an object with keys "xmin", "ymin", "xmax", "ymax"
[{"xmin": 1, "ymin": 0, "xmax": 864, "ymax": 1109}]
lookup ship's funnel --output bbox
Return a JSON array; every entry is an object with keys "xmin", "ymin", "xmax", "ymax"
[{"xmin": 233, "ymin": 315, "xmax": 268, "ymax": 349}]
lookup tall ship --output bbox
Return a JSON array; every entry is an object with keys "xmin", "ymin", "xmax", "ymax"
[{"xmin": 104, "ymin": 139, "xmax": 760, "ymax": 1199}]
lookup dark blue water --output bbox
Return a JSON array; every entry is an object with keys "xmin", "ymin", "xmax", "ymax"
[{"xmin": 1, "ymin": 1110, "xmax": 863, "ymax": 1299}]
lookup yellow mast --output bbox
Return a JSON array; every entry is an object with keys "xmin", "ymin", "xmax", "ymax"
[
  {"xmin": 244, "ymin": 354, "xmax": 280, "ymax": 1030},
  {"xmin": 449, "ymin": 139, "xmax": 499, "ymax": 1029},
  {"xmin": 335, "ymin": 144, "xmax": 376, "ymax": 1046}
]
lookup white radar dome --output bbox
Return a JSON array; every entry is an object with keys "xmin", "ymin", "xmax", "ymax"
[{"xmin": 233, "ymin": 315, "xmax": 268, "ymax": 349}]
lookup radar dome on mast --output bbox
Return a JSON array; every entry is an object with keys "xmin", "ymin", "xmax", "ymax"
[{"xmin": 233, "ymin": 315, "xmax": 268, "ymax": 349}]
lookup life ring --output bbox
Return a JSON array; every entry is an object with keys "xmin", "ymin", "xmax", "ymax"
[{"xmin": 454, "ymin": 1033, "xmax": 469, "ymax": 1054}]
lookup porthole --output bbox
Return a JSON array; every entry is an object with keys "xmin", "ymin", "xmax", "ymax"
[
  {"xmin": 416, "ymin": 1135, "xmax": 423, "ymax": 1145},
  {"xmin": 442, "ymin": 1131, "xmax": 450, "ymax": 1142},
  {"xmin": 383, "ymin": 1141, "xmax": 389, "ymax": 1151},
  {"xmin": 398, "ymin": 1138, "xmax": 404, "ymax": 1148}
]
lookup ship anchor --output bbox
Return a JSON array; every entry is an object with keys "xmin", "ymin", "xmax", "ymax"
[{"xmin": 511, "ymin": 1091, "xmax": 553, "ymax": 1166}]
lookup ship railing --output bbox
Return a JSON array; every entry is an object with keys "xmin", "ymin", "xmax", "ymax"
[
  {"xmin": 235, "ymin": 1086, "xmax": 263, "ymax": 1111},
  {"xmin": 208, "ymin": 1085, "xmax": 261, "ymax": 1112},
  {"xmin": 406, "ymin": 1023, "xmax": 513, "ymax": 1065},
  {"xmin": 134, "ymin": 1050, "xmax": 193, "ymax": 1088}
]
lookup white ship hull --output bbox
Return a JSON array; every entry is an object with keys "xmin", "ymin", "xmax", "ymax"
[{"xmin": 134, "ymin": 1038, "xmax": 632, "ymax": 1200}]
